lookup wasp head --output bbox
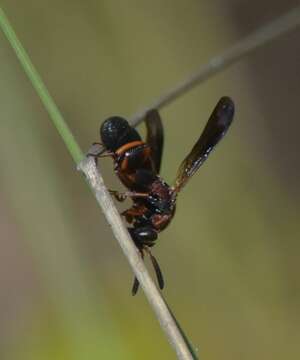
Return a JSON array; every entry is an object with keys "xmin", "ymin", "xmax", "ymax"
[{"xmin": 100, "ymin": 116, "xmax": 141, "ymax": 152}]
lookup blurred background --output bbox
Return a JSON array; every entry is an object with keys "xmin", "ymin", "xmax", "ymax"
[{"xmin": 0, "ymin": 1, "xmax": 299, "ymax": 359}]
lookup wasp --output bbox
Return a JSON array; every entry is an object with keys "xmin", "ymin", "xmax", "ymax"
[{"xmin": 89, "ymin": 97, "xmax": 234, "ymax": 295}]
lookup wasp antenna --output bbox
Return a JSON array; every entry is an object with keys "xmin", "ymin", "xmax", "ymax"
[{"xmin": 146, "ymin": 248, "xmax": 164, "ymax": 290}]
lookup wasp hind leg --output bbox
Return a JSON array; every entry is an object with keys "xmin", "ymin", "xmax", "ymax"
[
  {"xmin": 128, "ymin": 227, "xmax": 164, "ymax": 295},
  {"xmin": 131, "ymin": 248, "xmax": 144, "ymax": 296}
]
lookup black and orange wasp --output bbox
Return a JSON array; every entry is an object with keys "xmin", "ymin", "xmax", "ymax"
[{"xmin": 89, "ymin": 96, "xmax": 234, "ymax": 294}]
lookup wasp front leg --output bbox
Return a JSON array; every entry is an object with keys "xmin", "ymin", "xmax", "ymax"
[{"xmin": 86, "ymin": 143, "xmax": 115, "ymax": 165}]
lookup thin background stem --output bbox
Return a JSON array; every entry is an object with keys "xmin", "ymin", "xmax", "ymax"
[
  {"xmin": 130, "ymin": 5, "xmax": 300, "ymax": 126},
  {"xmin": 1, "ymin": 4, "xmax": 300, "ymax": 360}
]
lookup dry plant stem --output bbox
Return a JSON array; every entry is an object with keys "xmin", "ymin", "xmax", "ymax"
[
  {"xmin": 78, "ymin": 157, "xmax": 196, "ymax": 360},
  {"xmin": 0, "ymin": 8, "xmax": 196, "ymax": 359},
  {"xmin": 130, "ymin": 5, "xmax": 300, "ymax": 126}
]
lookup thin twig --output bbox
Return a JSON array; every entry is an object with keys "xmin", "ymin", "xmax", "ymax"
[
  {"xmin": 78, "ymin": 157, "xmax": 197, "ymax": 360},
  {"xmin": 130, "ymin": 5, "xmax": 300, "ymax": 126}
]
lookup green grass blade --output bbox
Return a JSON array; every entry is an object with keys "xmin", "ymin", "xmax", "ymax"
[{"xmin": 0, "ymin": 7, "xmax": 84, "ymax": 164}]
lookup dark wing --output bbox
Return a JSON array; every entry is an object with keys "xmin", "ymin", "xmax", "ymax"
[
  {"xmin": 145, "ymin": 109, "xmax": 164, "ymax": 174},
  {"xmin": 174, "ymin": 96, "xmax": 234, "ymax": 193}
]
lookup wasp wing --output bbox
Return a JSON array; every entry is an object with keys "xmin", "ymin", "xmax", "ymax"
[
  {"xmin": 174, "ymin": 97, "xmax": 234, "ymax": 193},
  {"xmin": 145, "ymin": 109, "xmax": 164, "ymax": 174}
]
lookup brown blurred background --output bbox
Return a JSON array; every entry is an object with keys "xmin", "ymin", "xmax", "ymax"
[{"xmin": 0, "ymin": 1, "xmax": 299, "ymax": 359}]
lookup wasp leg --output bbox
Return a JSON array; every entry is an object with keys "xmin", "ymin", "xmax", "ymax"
[
  {"xmin": 128, "ymin": 227, "xmax": 160, "ymax": 295},
  {"xmin": 131, "ymin": 248, "xmax": 144, "ymax": 296},
  {"xmin": 144, "ymin": 247, "xmax": 164, "ymax": 290},
  {"xmin": 87, "ymin": 150, "xmax": 114, "ymax": 158},
  {"xmin": 128, "ymin": 226, "xmax": 163, "ymax": 294},
  {"xmin": 131, "ymin": 276, "xmax": 140, "ymax": 296},
  {"xmin": 86, "ymin": 141, "xmax": 115, "ymax": 163},
  {"xmin": 109, "ymin": 190, "xmax": 149, "ymax": 202},
  {"xmin": 122, "ymin": 205, "xmax": 147, "ymax": 223}
]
